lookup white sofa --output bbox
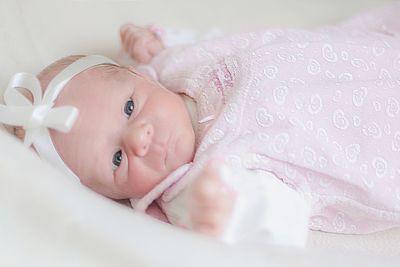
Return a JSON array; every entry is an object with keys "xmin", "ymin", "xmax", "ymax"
[{"xmin": 1, "ymin": 0, "xmax": 399, "ymax": 266}]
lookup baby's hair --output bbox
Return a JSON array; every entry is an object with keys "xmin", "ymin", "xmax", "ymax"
[{"xmin": 38, "ymin": 55, "xmax": 87, "ymax": 90}]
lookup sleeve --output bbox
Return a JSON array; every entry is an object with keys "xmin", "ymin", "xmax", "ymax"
[
  {"xmin": 131, "ymin": 24, "xmax": 226, "ymax": 86},
  {"xmin": 145, "ymin": 2, "xmax": 400, "ymax": 90},
  {"xmin": 159, "ymin": 164, "xmax": 311, "ymax": 247},
  {"xmin": 136, "ymin": 2, "xmax": 400, "ymax": 87},
  {"xmin": 142, "ymin": 28, "xmax": 279, "ymax": 93}
]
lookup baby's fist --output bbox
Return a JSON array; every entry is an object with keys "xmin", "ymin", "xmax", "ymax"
[
  {"xmin": 190, "ymin": 161, "xmax": 236, "ymax": 237},
  {"xmin": 120, "ymin": 24, "xmax": 164, "ymax": 64}
]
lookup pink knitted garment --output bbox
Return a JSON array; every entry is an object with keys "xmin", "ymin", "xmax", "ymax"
[{"xmin": 136, "ymin": 3, "xmax": 400, "ymax": 234}]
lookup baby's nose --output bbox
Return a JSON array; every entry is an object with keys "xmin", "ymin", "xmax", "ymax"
[{"xmin": 124, "ymin": 123, "xmax": 154, "ymax": 157}]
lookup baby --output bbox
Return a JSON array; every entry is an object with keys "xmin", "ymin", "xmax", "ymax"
[{"xmin": 2, "ymin": 2, "xmax": 400, "ymax": 246}]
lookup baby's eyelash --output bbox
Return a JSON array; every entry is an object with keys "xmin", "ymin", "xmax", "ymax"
[
  {"xmin": 124, "ymin": 98, "xmax": 135, "ymax": 117},
  {"xmin": 112, "ymin": 150, "xmax": 123, "ymax": 170},
  {"xmin": 114, "ymin": 94, "xmax": 135, "ymax": 171}
]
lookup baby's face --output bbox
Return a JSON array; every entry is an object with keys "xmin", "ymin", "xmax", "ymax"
[{"xmin": 51, "ymin": 66, "xmax": 195, "ymax": 199}]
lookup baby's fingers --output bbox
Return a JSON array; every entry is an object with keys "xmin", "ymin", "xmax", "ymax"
[
  {"xmin": 192, "ymin": 220, "xmax": 226, "ymax": 236},
  {"xmin": 191, "ymin": 166, "xmax": 221, "ymax": 199},
  {"xmin": 120, "ymin": 24, "xmax": 139, "ymax": 46},
  {"xmin": 191, "ymin": 186, "xmax": 234, "ymax": 211},
  {"xmin": 120, "ymin": 23, "xmax": 143, "ymax": 39},
  {"xmin": 132, "ymin": 38, "xmax": 153, "ymax": 63},
  {"xmin": 121, "ymin": 30, "xmax": 137, "ymax": 56},
  {"xmin": 148, "ymin": 39, "xmax": 164, "ymax": 57},
  {"xmin": 120, "ymin": 24, "xmax": 131, "ymax": 40}
]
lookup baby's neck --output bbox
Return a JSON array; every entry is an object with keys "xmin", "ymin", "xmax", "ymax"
[{"xmin": 179, "ymin": 93, "xmax": 198, "ymax": 137}]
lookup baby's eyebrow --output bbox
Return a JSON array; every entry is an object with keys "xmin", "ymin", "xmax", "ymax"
[{"xmin": 101, "ymin": 64, "xmax": 122, "ymax": 75}]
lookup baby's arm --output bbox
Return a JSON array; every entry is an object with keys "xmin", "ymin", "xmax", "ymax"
[
  {"xmin": 223, "ymin": 167, "xmax": 310, "ymax": 246},
  {"xmin": 120, "ymin": 24, "xmax": 164, "ymax": 64},
  {"xmin": 186, "ymin": 163, "xmax": 311, "ymax": 246},
  {"xmin": 189, "ymin": 161, "xmax": 236, "ymax": 236}
]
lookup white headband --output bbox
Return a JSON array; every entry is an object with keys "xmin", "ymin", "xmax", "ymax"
[{"xmin": 0, "ymin": 55, "xmax": 119, "ymax": 181}]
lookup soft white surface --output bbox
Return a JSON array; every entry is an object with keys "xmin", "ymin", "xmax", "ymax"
[
  {"xmin": 1, "ymin": 0, "xmax": 400, "ymax": 266},
  {"xmin": 1, "ymin": 129, "xmax": 399, "ymax": 266},
  {"xmin": 1, "ymin": 0, "xmax": 398, "ymax": 88}
]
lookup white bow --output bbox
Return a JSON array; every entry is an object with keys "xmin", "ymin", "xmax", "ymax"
[
  {"xmin": 0, "ymin": 55, "xmax": 119, "ymax": 181},
  {"xmin": 0, "ymin": 72, "xmax": 78, "ymax": 147}
]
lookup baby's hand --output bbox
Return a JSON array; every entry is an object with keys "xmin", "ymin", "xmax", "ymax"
[
  {"xmin": 120, "ymin": 24, "xmax": 164, "ymax": 64},
  {"xmin": 190, "ymin": 161, "xmax": 236, "ymax": 237}
]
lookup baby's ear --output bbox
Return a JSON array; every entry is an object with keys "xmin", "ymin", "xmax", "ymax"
[
  {"xmin": 128, "ymin": 65, "xmax": 158, "ymax": 81},
  {"xmin": 2, "ymin": 124, "xmax": 25, "ymax": 141},
  {"xmin": 3, "ymin": 87, "xmax": 32, "ymax": 141}
]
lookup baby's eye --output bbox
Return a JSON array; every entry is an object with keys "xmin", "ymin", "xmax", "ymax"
[
  {"xmin": 124, "ymin": 99, "xmax": 135, "ymax": 117},
  {"xmin": 112, "ymin": 150, "xmax": 123, "ymax": 170}
]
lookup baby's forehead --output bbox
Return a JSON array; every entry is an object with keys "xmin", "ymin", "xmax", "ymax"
[
  {"xmin": 66, "ymin": 65, "xmax": 132, "ymax": 92},
  {"xmin": 53, "ymin": 66, "xmax": 131, "ymax": 112},
  {"xmin": 82, "ymin": 64, "xmax": 129, "ymax": 81}
]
